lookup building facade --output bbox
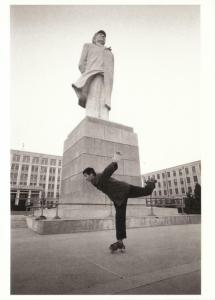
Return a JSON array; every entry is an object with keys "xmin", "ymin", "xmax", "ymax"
[
  {"xmin": 142, "ymin": 160, "xmax": 201, "ymax": 198},
  {"xmin": 10, "ymin": 149, "xmax": 62, "ymax": 210},
  {"xmin": 10, "ymin": 149, "xmax": 201, "ymax": 210}
]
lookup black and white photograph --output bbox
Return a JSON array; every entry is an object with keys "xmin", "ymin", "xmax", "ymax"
[{"xmin": 1, "ymin": 0, "xmax": 215, "ymax": 298}]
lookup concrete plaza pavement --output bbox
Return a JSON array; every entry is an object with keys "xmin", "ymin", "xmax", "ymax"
[{"xmin": 11, "ymin": 223, "xmax": 201, "ymax": 295}]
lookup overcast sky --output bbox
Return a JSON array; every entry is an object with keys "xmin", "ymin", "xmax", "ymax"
[{"xmin": 10, "ymin": 4, "xmax": 200, "ymax": 173}]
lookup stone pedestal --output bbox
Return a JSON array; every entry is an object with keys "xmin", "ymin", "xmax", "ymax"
[{"xmin": 61, "ymin": 117, "xmax": 142, "ymax": 215}]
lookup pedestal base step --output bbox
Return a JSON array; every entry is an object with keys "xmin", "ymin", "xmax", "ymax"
[{"xmin": 26, "ymin": 215, "xmax": 201, "ymax": 235}]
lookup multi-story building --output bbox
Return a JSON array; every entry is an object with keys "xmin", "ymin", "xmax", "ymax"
[
  {"xmin": 142, "ymin": 160, "xmax": 201, "ymax": 198},
  {"xmin": 10, "ymin": 149, "xmax": 62, "ymax": 210},
  {"xmin": 11, "ymin": 149, "xmax": 201, "ymax": 210}
]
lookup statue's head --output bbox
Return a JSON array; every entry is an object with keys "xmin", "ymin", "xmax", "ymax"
[{"xmin": 92, "ymin": 30, "xmax": 106, "ymax": 46}]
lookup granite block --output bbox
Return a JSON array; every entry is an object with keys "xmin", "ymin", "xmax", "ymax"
[{"xmin": 61, "ymin": 117, "xmax": 142, "ymax": 214}]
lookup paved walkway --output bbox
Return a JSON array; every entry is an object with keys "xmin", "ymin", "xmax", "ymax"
[{"xmin": 11, "ymin": 224, "xmax": 201, "ymax": 295}]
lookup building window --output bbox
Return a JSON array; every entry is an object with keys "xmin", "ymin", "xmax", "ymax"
[
  {"xmin": 57, "ymin": 176, "xmax": 60, "ymax": 182},
  {"xmin": 21, "ymin": 164, "xmax": 29, "ymax": 172},
  {"xmin": 13, "ymin": 154, "xmax": 20, "ymax": 162},
  {"xmin": 188, "ymin": 186, "xmax": 192, "ymax": 193},
  {"xmin": 41, "ymin": 158, "xmax": 48, "ymax": 165},
  {"xmin": 40, "ymin": 166, "xmax": 47, "ymax": 173},
  {"xmin": 32, "ymin": 157, "xmax": 39, "ymax": 164},
  {"xmin": 23, "ymin": 155, "xmax": 30, "ymax": 163},
  {"xmin": 179, "ymin": 169, "xmax": 183, "ymax": 176},
  {"xmin": 158, "ymin": 182, "xmax": 161, "ymax": 188},
  {"xmin": 57, "ymin": 184, "xmax": 60, "ymax": 190},
  {"xmin": 49, "ymin": 176, "xmax": 55, "ymax": 182},
  {"xmin": 162, "ymin": 173, "xmax": 165, "ymax": 178},
  {"xmin": 49, "ymin": 167, "xmax": 56, "ymax": 174},
  {"xmin": 47, "ymin": 192, "xmax": 54, "ymax": 198},
  {"xmin": 173, "ymin": 171, "xmax": 176, "ymax": 177},
  {"xmin": 31, "ymin": 165, "xmax": 38, "ymax": 172},
  {"xmin": 30, "ymin": 174, "xmax": 37, "ymax": 181},
  {"xmin": 186, "ymin": 177, "xmax": 191, "ymax": 184},
  {"xmin": 50, "ymin": 159, "xmax": 56, "ymax": 166},
  {"xmin": 193, "ymin": 176, "xmax": 198, "ymax": 183},
  {"xmin": 167, "ymin": 172, "xmax": 170, "ymax": 177},
  {"xmin": 164, "ymin": 190, "xmax": 167, "ymax": 195},
  {"xmin": 39, "ymin": 183, "xmax": 46, "ymax": 190},
  {"xmin": 48, "ymin": 184, "xmax": 55, "ymax": 190},
  {"xmin": 40, "ymin": 175, "xmax": 46, "ymax": 181},
  {"xmin": 20, "ymin": 173, "xmax": 28, "ymax": 180},
  {"xmin": 185, "ymin": 167, "xmax": 189, "ymax": 175},
  {"xmin": 174, "ymin": 179, "xmax": 178, "ymax": 186},
  {"xmin": 168, "ymin": 180, "xmax": 171, "ymax": 187},
  {"xmin": 157, "ymin": 174, "xmax": 160, "ymax": 180},
  {"xmin": 58, "ymin": 160, "xmax": 62, "ymax": 166},
  {"xmin": 159, "ymin": 191, "xmax": 162, "ymax": 196},
  {"xmin": 163, "ymin": 181, "xmax": 166, "ymax": 187},
  {"xmin": 11, "ymin": 163, "xmax": 19, "ymax": 171},
  {"xmin": 154, "ymin": 191, "xmax": 157, "ymax": 196},
  {"xmin": 10, "ymin": 173, "xmax": 18, "ymax": 180},
  {"xmin": 192, "ymin": 166, "xmax": 196, "ymax": 173},
  {"xmin": 181, "ymin": 187, "xmax": 185, "ymax": 194},
  {"xmin": 175, "ymin": 188, "xmax": 179, "ymax": 194},
  {"xmin": 180, "ymin": 178, "xmax": 184, "ymax": 185},
  {"xmin": 169, "ymin": 189, "xmax": 172, "ymax": 195}
]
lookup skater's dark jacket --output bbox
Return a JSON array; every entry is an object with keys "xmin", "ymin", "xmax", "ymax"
[{"xmin": 91, "ymin": 162, "xmax": 131, "ymax": 206}]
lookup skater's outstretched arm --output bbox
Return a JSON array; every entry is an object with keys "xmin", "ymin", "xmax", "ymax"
[
  {"xmin": 100, "ymin": 161, "xmax": 118, "ymax": 180},
  {"xmin": 112, "ymin": 152, "xmax": 121, "ymax": 163},
  {"xmin": 100, "ymin": 152, "xmax": 121, "ymax": 180}
]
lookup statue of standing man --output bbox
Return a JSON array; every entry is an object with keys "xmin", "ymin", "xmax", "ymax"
[{"xmin": 72, "ymin": 30, "xmax": 114, "ymax": 120}]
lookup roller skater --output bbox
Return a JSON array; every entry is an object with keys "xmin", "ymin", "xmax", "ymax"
[{"xmin": 83, "ymin": 152, "xmax": 157, "ymax": 253}]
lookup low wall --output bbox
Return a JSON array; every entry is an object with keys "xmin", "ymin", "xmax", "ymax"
[
  {"xmin": 32, "ymin": 204, "xmax": 179, "ymax": 219},
  {"xmin": 26, "ymin": 214, "xmax": 201, "ymax": 235},
  {"xmin": 11, "ymin": 215, "xmax": 28, "ymax": 228}
]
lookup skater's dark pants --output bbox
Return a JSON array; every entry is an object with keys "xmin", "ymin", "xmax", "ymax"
[{"xmin": 114, "ymin": 184, "xmax": 152, "ymax": 240}]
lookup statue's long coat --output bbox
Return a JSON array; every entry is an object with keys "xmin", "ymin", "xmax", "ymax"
[{"xmin": 72, "ymin": 43, "xmax": 114, "ymax": 110}]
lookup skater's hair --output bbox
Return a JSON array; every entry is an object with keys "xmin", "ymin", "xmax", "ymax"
[{"xmin": 83, "ymin": 167, "xmax": 96, "ymax": 176}]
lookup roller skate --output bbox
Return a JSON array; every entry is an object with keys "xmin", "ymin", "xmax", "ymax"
[{"xmin": 109, "ymin": 241, "xmax": 125, "ymax": 253}]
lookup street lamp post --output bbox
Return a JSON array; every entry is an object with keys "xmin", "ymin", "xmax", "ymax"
[
  {"xmin": 165, "ymin": 170, "xmax": 170, "ymax": 198},
  {"xmin": 182, "ymin": 166, "xmax": 188, "ymax": 194},
  {"xmin": 36, "ymin": 190, "xmax": 47, "ymax": 220}
]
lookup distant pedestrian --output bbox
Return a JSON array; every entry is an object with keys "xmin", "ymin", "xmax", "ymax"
[{"xmin": 83, "ymin": 152, "xmax": 156, "ymax": 252}]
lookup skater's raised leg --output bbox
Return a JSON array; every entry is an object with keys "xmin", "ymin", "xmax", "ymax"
[{"xmin": 127, "ymin": 179, "xmax": 156, "ymax": 198}]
